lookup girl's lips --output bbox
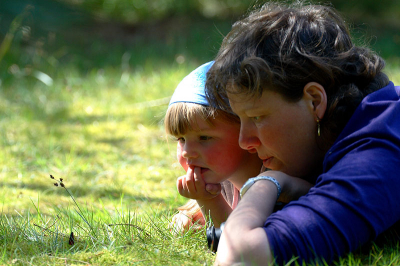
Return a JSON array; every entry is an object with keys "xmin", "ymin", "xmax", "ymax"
[
  {"xmin": 201, "ymin": 167, "xmax": 209, "ymax": 174},
  {"xmin": 187, "ymin": 165, "xmax": 209, "ymax": 173}
]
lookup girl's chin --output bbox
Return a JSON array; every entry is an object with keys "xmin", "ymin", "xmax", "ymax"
[{"xmin": 203, "ymin": 176, "xmax": 225, "ymax": 185}]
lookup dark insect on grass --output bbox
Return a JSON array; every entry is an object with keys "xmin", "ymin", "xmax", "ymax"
[{"xmin": 69, "ymin": 232, "xmax": 75, "ymax": 245}]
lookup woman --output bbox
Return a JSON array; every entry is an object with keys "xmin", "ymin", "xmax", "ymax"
[{"xmin": 205, "ymin": 2, "xmax": 400, "ymax": 265}]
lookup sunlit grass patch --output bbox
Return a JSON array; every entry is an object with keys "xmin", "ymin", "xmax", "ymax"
[
  {"xmin": 0, "ymin": 59, "xmax": 189, "ymax": 215},
  {"xmin": 0, "ymin": 198, "xmax": 214, "ymax": 265}
]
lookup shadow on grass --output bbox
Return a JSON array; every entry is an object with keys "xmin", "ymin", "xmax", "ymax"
[
  {"xmin": 8, "ymin": 101, "xmax": 165, "ymax": 127},
  {"xmin": 61, "ymin": 114, "xmax": 127, "ymax": 124},
  {"xmin": 0, "ymin": 181, "xmax": 167, "ymax": 204}
]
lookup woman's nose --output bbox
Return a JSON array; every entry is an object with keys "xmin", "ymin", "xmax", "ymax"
[{"xmin": 239, "ymin": 123, "xmax": 261, "ymax": 151}]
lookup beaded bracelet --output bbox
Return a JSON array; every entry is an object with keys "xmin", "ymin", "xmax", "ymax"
[{"xmin": 240, "ymin": 176, "xmax": 282, "ymax": 200}]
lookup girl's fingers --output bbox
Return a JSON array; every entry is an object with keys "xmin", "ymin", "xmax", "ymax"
[
  {"xmin": 181, "ymin": 175, "xmax": 188, "ymax": 194},
  {"xmin": 205, "ymin": 183, "xmax": 221, "ymax": 195},
  {"xmin": 177, "ymin": 176, "xmax": 186, "ymax": 195},
  {"xmin": 176, "ymin": 167, "xmax": 221, "ymax": 199},
  {"xmin": 193, "ymin": 167, "xmax": 206, "ymax": 190},
  {"xmin": 185, "ymin": 166, "xmax": 197, "ymax": 194}
]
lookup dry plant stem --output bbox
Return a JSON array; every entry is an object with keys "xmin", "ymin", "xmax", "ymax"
[
  {"xmin": 33, "ymin": 223, "xmax": 67, "ymax": 237},
  {"xmin": 43, "ymin": 215, "xmax": 61, "ymax": 231},
  {"xmin": 50, "ymin": 175, "xmax": 96, "ymax": 235},
  {"xmin": 108, "ymin": 223, "xmax": 150, "ymax": 236},
  {"xmin": 75, "ymin": 223, "xmax": 99, "ymax": 243}
]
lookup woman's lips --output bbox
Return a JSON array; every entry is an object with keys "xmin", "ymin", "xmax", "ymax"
[
  {"xmin": 262, "ymin": 157, "xmax": 272, "ymax": 168},
  {"xmin": 248, "ymin": 148, "xmax": 257, "ymax": 154}
]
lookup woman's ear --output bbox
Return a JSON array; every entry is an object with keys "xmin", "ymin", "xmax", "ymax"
[{"xmin": 303, "ymin": 82, "xmax": 327, "ymax": 120}]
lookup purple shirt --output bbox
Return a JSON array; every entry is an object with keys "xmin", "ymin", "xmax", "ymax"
[{"xmin": 264, "ymin": 82, "xmax": 400, "ymax": 264}]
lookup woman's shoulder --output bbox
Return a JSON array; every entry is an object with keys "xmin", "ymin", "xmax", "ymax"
[
  {"xmin": 364, "ymin": 81, "xmax": 400, "ymax": 102},
  {"xmin": 334, "ymin": 81, "xmax": 400, "ymax": 142},
  {"xmin": 323, "ymin": 81, "xmax": 400, "ymax": 171}
]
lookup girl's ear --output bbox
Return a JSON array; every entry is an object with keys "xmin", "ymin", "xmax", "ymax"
[{"xmin": 303, "ymin": 82, "xmax": 327, "ymax": 120}]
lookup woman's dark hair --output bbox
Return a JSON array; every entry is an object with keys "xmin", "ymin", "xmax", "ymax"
[{"xmin": 206, "ymin": 1, "xmax": 389, "ymax": 148}]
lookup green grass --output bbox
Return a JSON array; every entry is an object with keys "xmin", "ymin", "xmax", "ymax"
[
  {"xmin": 0, "ymin": 13, "xmax": 225, "ymax": 264},
  {"xmin": 1, "ymin": 5, "xmax": 400, "ymax": 265},
  {"xmin": 0, "ymin": 57, "xmax": 216, "ymax": 265}
]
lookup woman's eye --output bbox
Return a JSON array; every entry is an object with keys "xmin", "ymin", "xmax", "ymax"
[{"xmin": 251, "ymin": 116, "xmax": 261, "ymax": 121}]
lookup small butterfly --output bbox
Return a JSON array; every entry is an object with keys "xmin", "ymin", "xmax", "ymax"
[{"xmin": 68, "ymin": 231, "xmax": 75, "ymax": 245}]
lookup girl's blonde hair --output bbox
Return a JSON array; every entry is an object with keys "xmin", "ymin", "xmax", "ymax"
[{"xmin": 165, "ymin": 102, "xmax": 239, "ymax": 137}]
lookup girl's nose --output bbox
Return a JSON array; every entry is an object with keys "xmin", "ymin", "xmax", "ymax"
[
  {"xmin": 239, "ymin": 123, "xmax": 261, "ymax": 151},
  {"xmin": 181, "ymin": 142, "xmax": 199, "ymax": 159}
]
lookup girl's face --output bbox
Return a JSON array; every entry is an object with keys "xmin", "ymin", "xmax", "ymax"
[
  {"xmin": 228, "ymin": 88, "xmax": 324, "ymax": 178},
  {"xmin": 176, "ymin": 114, "xmax": 259, "ymax": 184}
]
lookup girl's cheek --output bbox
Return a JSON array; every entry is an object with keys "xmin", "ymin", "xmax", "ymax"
[
  {"xmin": 179, "ymin": 157, "xmax": 188, "ymax": 171},
  {"xmin": 177, "ymin": 146, "xmax": 188, "ymax": 171}
]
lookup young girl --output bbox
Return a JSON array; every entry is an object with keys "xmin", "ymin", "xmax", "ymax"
[
  {"xmin": 206, "ymin": 2, "xmax": 400, "ymax": 265},
  {"xmin": 165, "ymin": 61, "xmax": 263, "ymax": 231}
]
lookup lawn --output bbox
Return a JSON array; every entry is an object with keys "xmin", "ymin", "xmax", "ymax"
[{"xmin": 1, "ymin": 2, "xmax": 400, "ymax": 265}]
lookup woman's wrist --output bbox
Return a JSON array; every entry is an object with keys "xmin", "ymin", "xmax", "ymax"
[
  {"xmin": 240, "ymin": 176, "xmax": 281, "ymax": 199},
  {"xmin": 254, "ymin": 171, "xmax": 313, "ymax": 203},
  {"xmin": 226, "ymin": 180, "xmax": 279, "ymax": 230}
]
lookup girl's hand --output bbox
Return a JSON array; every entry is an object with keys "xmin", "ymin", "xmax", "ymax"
[
  {"xmin": 169, "ymin": 209, "xmax": 205, "ymax": 234},
  {"xmin": 176, "ymin": 166, "xmax": 221, "ymax": 200},
  {"xmin": 258, "ymin": 170, "xmax": 313, "ymax": 203}
]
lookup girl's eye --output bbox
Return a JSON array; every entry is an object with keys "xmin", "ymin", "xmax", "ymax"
[
  {"xmin": 251, "ymin": 116, "xmax": 261, "ymax": 122},
  {"xmin": 199, "ymin": 136, "xmax": 212, "ymax": 141},
  {"xmin": 176, "ymin": 137, "xmax": 185, "ymax": 142}
]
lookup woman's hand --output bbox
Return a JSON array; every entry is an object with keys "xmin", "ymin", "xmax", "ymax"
[
  {"xmin": 214, "ymin": 170, "xmax": 313, "ymax": 265},
  {"xmin": 258, "ymin": 170, "xmax": 313, "ymax": 203},
  {"xmin": 176, "ymin": 166, "xmax": 221, "ymax": 200}
]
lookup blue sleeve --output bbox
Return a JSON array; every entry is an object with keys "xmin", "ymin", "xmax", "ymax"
[{"xmin": 264, "ymin": 84, "xmax": 400, "ymax": 265}]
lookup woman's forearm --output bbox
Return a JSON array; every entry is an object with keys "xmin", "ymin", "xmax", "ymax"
[{"xmin": 215, "ymin": 180, "xmax": 278, "ymax": 265}]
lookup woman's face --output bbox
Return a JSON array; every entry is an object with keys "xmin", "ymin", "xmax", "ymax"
[{"xmin": 228, "ymin": 88, "xmax": 324, "ymax": 178}]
